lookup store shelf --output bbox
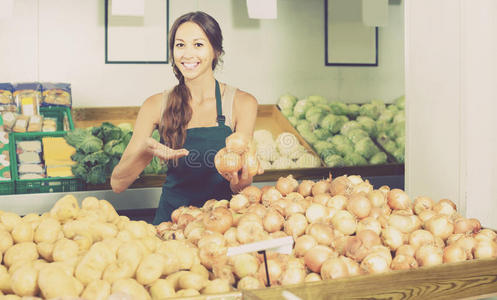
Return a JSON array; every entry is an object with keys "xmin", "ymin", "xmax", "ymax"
[{"xmin": 72, "ymin": 105, "xmax": 404, "ymax": 191}]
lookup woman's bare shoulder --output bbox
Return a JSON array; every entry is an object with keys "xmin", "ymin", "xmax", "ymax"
[
  {"xmin": 234, "ymin": 89, "xmax": 258, "ymax": 109},
  {"xmin": 140, "ymin": 92, "xmax": 164, "ymax": 125}
]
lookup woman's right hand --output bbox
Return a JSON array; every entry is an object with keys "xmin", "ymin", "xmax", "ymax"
[{"xmin": 145, "ymin": 137, "xmax": 189, "ymax": 161}]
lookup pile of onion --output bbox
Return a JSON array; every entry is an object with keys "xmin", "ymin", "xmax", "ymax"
[{"xmin": 154, "ymin": 173, "xmax": 496, "ymax": 293}]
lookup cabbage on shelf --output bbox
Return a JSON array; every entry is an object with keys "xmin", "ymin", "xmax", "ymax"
[{"xmin": 276, "ymin": 92, "xmax": 406, "ymax": 165}]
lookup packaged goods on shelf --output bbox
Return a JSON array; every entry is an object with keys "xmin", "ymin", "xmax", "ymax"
[
  {"xmin": 27, "ymin": 114, "xmax": 43, "ymax": 132},
  {"xmin": 12, "ymin": 115, "xmax": 29, "ymax": 133},
  {"xmin": 13, "ymin": 82, "xmax": 42, "ymax": 116},
  {"xmin": 0, "ymin": 83, "xmax": 16, "ymax": 112},
  {"xmin": 41, "ymin": 82, "xmax": 72, "ymax": 107},
  {"xmin": 12, "ymin": 132, "xmax": 83, "ymax": 194}
]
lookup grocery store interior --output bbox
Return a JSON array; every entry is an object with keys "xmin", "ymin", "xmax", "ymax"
[{"xmin": 0, "ymin": 0, "xmax": 497, "ymax": 299}]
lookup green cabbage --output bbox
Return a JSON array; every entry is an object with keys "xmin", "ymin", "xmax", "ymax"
[
  {"xmin": 307, "ymin": 95, "xmax": 327, "ymax": 105},
  {"xmin": 65, "ymin": 128, "xmax": 91, "ymax": 148},
  {"xmin": 81, "ymin": 150, "xmax": 110, "ymax": 167},
  {"xmin": 330, "ymin": 135, "xmax": 354, "ymax": 156},
  {"xmin": 329, "ymin": 101, "xmax": 349, "ymax": 115},
  {"xmin": 314, "ymin": 128, "xmax": 330, "ymax": 140},
  {"xmin": 104, "ymin": 140, "xmax": 126, "ymax": 157},
  {"xmin": 320, "ymin": 114, "xmax": 348, "ymax": 134},
  {"xmin": 324, "ymin": 154, "xmax": 345, "ymax": 167},
  {"xmin": 356, "ymin": 116, "xmax": 376, "ymax": 136},
  {"xmin": 305, "ymin": 106, "xmax": 326, "ymax": 127},
  {"xmin": 369, "ymin": 152, "xmax": 387, "ymax": 165},
  {"xmin": 347, "ymin": 103, "xmax": 360, "ymax": 118},
  {"xmin": 395, "ymin": 95, "xmax": 405, "ymax": 110},
  {"xmin": 340, "ymin": 121, "xmax": 362, "ymax": 136},
  {"xmin": 345, "ymin": 129, "xmax": 369, "ymax": 144},
  {"xmin": 118, "ymin": 122, "xmax": 133, "ymax": 133},
  {"xmin": 359, "ymin": 100, "xmax": 385, "ymax": 120},
  {"xmin": 313, "ymin": 141, "xmax": 335, "ymax": 156},
  {"xmin": 277, "ymin": 93, "xmax": 297, "ymax": 111},
  {"xmin": 300, "ymin": 131, "xmax": 319, "ymax": 145},
  {"xmin": 393, "ymin": 110, "xmax": 405, "ymax": 124},
  {"xmin": 293, "ymin": 99, "xmax": 310, "ymax": 119},
  {"xmin": 78, "ymin": 135, "xmax": 104, "ymax": 154},
  {"xmin": 344, "ymin": 153, "xmax": 367, "ymax": 166},
  {"xmin": 393, "ymin": 148, "xmax": 405, "ymax": 163},
  {"xmin": 281, "ymin": 108, "xmax": 293, "ymax": 118},
  {"xmin": 87, "ymin": 165, "xmax": 107, "ymax": 185},
  {"xmin": 354, "ymin": 137, "xmax": 379, "ymax": 159},
  {"xmin": 378, "ymin": 110, "xmax": 394, "ymax": 123}
]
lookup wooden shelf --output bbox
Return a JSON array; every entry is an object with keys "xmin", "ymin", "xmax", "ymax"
[
  {"xmin": 242, "ymin": 258, "xmax": 497, "ymax": 300},
  {"xmin": 73, "ymin": 105, "xmax": 404, "ymax": 190}
]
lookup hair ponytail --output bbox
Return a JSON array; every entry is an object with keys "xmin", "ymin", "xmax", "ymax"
[{"xmin": 160, "ymin": 67, "xmax": 192, "ymax": 150}]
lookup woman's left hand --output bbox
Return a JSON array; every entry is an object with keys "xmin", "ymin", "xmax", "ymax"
[{"xmin": 227, "ymin": 163, "xmax": 264, "ymax": 194}]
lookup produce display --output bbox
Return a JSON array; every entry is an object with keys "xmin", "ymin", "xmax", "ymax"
[
  {"xmin": 157, "ymin": 175, "xmax": 496, "ymax": 291},
  {"xmin": 65, "ymin": 123, "xmax": 167, "ymax": 185},
  {"xmin": 253, "ymin": 130, "xmax": 321, "ymax": 170},
  {"xmin": 0, "ymin": 174, "xmax": 496, "ymax": 299},
  {"xmin": 15, "ymin": 137, "xmax": 76, "ymax": 180},
  {"xmin": 277, "ymin": 93, "xmax": 406, "ymax": 165}
]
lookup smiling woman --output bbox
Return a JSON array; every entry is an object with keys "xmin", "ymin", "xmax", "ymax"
[{"xmin": 110, "ymin": 11, "xmax": 259, "ymax": 224}]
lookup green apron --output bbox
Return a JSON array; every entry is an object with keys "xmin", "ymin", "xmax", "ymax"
[{"xmin": 153, "ymin": 81, "xmax": 233, "ymax": 224}]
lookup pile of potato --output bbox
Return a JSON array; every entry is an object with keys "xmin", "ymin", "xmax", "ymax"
[{"xmin": 0, "ymin": 195, "xmax": 228, "ymax": 299}]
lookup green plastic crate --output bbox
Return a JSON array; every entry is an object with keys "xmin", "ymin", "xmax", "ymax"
[
  {"xmin": 0, "ymin": 181, "xmax": 14, "ymax": 195},
  {"xmin": 11, "ymin": 131, "xmax": 84, "ymax": 194},
  {"xmin": 0, "ymin": 132, "xmax": 14, "ymax": 195},
  {"xmin": 39, "ymin": 106, "xmax": 75, "ymax": 132}
]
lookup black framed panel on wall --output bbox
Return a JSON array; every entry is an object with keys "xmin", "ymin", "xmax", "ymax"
[
  {"xmin": 325, "ymin": 0, "xmax": 378, "ymax": 66},
  {"xmin": 105, "ymin": 0, "xmax": 169, "ymax": 64}
]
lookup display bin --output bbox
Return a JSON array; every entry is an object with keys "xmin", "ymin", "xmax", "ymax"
[
  {"xmin": 0, "ymin": 181, "xmax": 14, "ymax": 195},
  {"xmin": 10, "ymin": 131, "xmax": 85, "ymax": 194},
  {"xmin": 241, "ymin": 257, "xmax": 497, "ymax": 300},
  {"xmin": 39, "ymin": 105, "xmax": 75, "ymax": 132},
  {"xmin": 161, "ymin": 256, "xmax": 497, "ymax": 300}
]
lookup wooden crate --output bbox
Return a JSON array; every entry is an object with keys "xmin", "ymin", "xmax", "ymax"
[
  {"xmin": 72, "ymin": 106, "xmax": 139, "ymax": 128},
  {"xmin": 254, "ymin": 105, "xmax": 404, "ymax": 182},
  {"xmin": 242, "ymin": 258, "xmax": 497, "ymax": 300}
]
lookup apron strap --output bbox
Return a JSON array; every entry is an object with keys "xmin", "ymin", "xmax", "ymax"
[{"xmin": 215, "ymin": 80, "xmax": 226, "ymax": 126}]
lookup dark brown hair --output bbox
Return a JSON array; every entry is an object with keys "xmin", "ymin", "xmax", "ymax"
[{"xmin": 160, "ymin": 11, "xmax": 224, "ymax": 150}]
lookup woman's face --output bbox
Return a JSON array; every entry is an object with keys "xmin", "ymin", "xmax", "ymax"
[{"xmin": 173, "ymin": 21, "xmax": 216, "ymax": 81}]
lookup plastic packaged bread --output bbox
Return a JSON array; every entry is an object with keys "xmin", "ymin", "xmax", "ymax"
[
  {"xmin": 13, "ymin": 115, "xmax": 29, "ymax": 133},
  {"xmin": 17, "ymin": 140, "xmax": 42, "ymax": 152},
  {"xmin": 14, "ymin": 82, "xmax": 41, "ymax": 116},
  {"xmin": 41, "ymin": 82, "xmax": 72, "ymax": 107},
  {"xmin": 18, "ymin": 151, "xmax": 41, "ymax": 164},
  {"xmin": 42, "ymin": 117, "xmax": 57, "ymax": 132},
  {"xmin": 18, "ymin": 163, "xmax": 44, "ymax": 174},
  {"xmin": 0, "ymin": 83, "xmax": 17, "ymax": 112},
  {"xmin": 27, "ymin": 115, "xmax": 43, "ymax": 132},
  {"xmin": 1, "ymin": 112, "xmax": 17, "ymax": 132}
]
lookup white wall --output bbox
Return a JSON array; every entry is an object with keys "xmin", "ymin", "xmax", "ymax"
[
  {"xmin": 405, "ymin": 0, "xmax": 497, "ymax": 229},
  {"xmin": 0, "ymin": 0, "xmax": 404, "ymax": 107}
]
